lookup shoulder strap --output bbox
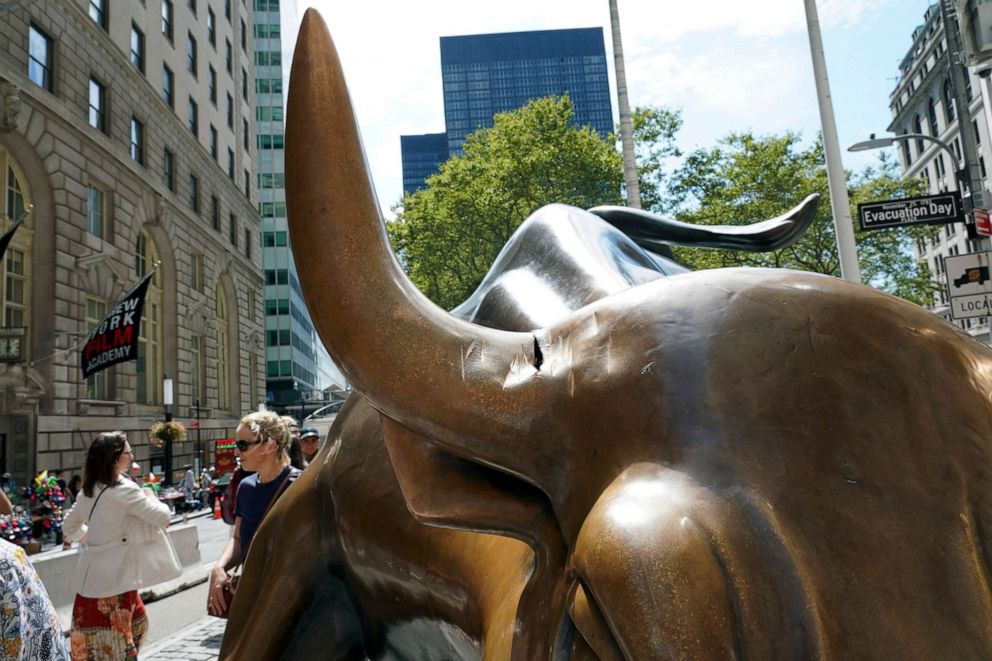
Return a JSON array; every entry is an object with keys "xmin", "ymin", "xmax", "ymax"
[
  {"xmin": 87, "ymin": 485, "xmax": 111, "ymax": 523},
  {"xmin": 261, "ymin": 469, "xmax": 293, "ymax": 519}
]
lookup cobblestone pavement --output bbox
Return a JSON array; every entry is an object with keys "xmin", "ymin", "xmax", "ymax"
[{"xmin": 141, "ymin": 615, "xmax": 226, "ymax": 660}]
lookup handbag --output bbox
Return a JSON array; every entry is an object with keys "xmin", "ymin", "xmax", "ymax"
[
  {"xmin": 129, "ymin": 517, "xmax": 183, "ymax": 587},
  {"xmin": 214, "ymin": 469, "xmax": 293, "ymax": 619}
]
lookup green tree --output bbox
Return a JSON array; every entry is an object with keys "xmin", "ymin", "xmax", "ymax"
[
  {"xmin": 389, "ymin": 96, "xmax": 623, "ymax": 309},
  {"xmin": 669, "ymin": 132, "xmax": 938, "ymax": 305},
  {"xmin": 633, "ymin": 106, "xmax": 683, "ymax": 214}
]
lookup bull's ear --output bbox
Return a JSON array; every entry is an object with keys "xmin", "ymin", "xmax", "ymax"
[
  {"xmin": 380, "ymin": 416, "xmax": 570, "ymax": 660},
  {"xmin": 380, "ymin": 416, "xmax": 558, "ymax": 548}
]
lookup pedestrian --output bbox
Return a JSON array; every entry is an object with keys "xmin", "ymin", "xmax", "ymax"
[
  {"xmin": 208, "ymin": 411, "xmax": 301, "ymax": 617},
  {"xmin": 282, "ymin": 417, "xmax": 305, "ymax": 470},
  {"xmin": 299, "ymin": 427, "xmax": 321, "ymax": 465},
  {"xmin": 0, "ymin": 537, "xmax": 71, "ymax": 660},
  {"xmin": 182, "ymin": 464, "xmax": 196, "ymax": 510},
  {"xmin": 66, "ymin": 474, "xmax": 82, "ymax": 505},
  {"xmin": 200, "ymin": 468, "xmax": 214, "ymax": 508},
  {"xmin": 62, "ymin": 431, "xmax": 175, "ymax": 660}
]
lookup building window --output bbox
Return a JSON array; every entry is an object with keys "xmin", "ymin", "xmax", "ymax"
[
  {"xmin": 191, "ymin": 334, "xmax": 204, "ymax": 403},
  {"xmin": 901, "ymin": 132, "xmax": 912, "ymax": 166},
  {"xmin": 207, "ymin": 6, "xmax": 216, "ymax": 46},
  {"xmin": 225, "ymin": 0, "xmax": 231, "ymax": 21},
  {"xmin": 163, "ymin": 149, "xmax": 175, "ymax": 191},
  {"xmin": 247, "ymin": 288, "xmax": 255, "ymax": 321},
  {"xmin": 241, "ymin": 18, "xmax": 247, "ymax": 53},
  {"xmin": 188, "ymin": 97, "xmax": 198, "ymax": 136},
  {"xmin": 189, "ymin": 173, "xmax": 199, "ymax": 212},
  {"xmin": 187, "ymin": 32, "xmax": 197, "ymax": 77},
  {"xmin": 135, "ymin": 232, "xmax": 162, "ymax": 405},
  {"xmin": 944, "ymin": 79, "xmax": 956, "ymax": 123},
  {"xmin": 208, "ymin": 66, "xmax": 217, "ymax": 105},
  {"xmin": 88, "ymin": 77, "xmax": 106, "ymax": 132},
  {"xmin": 162, "ymin": 64, "xmax": 174, "ymax": 108},
  {"xmin": 85, "ymin": 184, "xmax": 105, "ymax": 238},
  {"xmin": 975, "ymin": 120, "xmax": 982, "ymax": 146},
  {"xmin": 188, "ymin": 0, "xmax": 197, "ymax": 15},
  {"xmin": 244, "ymin": 229, "xmax": 251, "ymax": 259},
  {"xmin": 209, "ymin": 124, "xmax": 218, "ymax": 159},
  {"xmin": 914, "ymin": 114, "xmax": 924, "ymax": 152},
  {"xmin": 216, "ymin": 285, "xmax": 229, "ymax": 409},
  {"xmin": 243, "ymin": 169, "xmax": 250, "ymax": 198},
  {"xmin": 243, "ymin": 118, "xmax": 250, "ymax": 151},
  {"xmin": 85, "ymin": 298, "xmax": 109, "ymax": 399},
  {"xmin": 130, "ymin": 23, "xmax": 145, "ymax": 73},
  {"xmin": 227, "ymin": 148, "xmax": 234, "ymax": 179},
  {"xmin": 3, "ymin": 248, "xmax": 25, "ymax": 328},
  {"xmin": 130, "ymin": 117, "xmax": 144, "ymax": 165},
  {"xmin": 89, "ymin": 0, "xmax": 108, "ymax": 30},
  {"xmin": 211, "ymin": 194, "xmax": 220, "ymax": 230},
  {"xmin": 242, "ymin": 67, "xmax": 248, "ymax": 100},
  {"xmin": 229, "ymin": 213, "xmax": 237, "ymax": 246},
  {"xmin": 191, "ymin": 252, "xmax": 203, "ymax": 292},
  {"xmin": 162, "ymin": 0, "xmax": 174, "ymax": 41},
  {"xmin": 28, "ymin": 25, "xmax": 53, "ymax": 91},
  {"xmin": 225, "ymin": 39, "xmax": 233, "ymax": 75},
  {"xmin": 927, "ymin": 98, "xmax": 939, "ymax": 136}
]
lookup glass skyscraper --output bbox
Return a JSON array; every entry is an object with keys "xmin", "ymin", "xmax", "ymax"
[
  {"xmin": 401, "ymin": 27, "xmax": 613, "ymax": 194},
  {"xmin": 254, "ymin": 0, "xmax": 344, "ymax": 406}
]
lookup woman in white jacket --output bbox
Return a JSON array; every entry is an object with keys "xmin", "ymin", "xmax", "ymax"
[{"xmin": 62, "ymin": 432, "xmax": 172, "ymax": 660}]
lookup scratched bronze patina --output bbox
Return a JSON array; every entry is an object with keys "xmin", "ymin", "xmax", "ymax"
[{"xmin": 220, "ymin": 10, "xmax": 992, "ymax": 660}]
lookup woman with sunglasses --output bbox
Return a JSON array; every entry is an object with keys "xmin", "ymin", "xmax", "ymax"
[
  {"xmin": 62, "ymin": 431, "xmax": 172, "ymax": 660},
  {"xmin": 208, "ymin": 411, "xmax": 301, "ymax": 617}
]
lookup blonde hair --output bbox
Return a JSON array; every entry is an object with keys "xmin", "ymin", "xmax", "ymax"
[{"xmin": 239, "ymin": 410, "xmax": 290, "ymax": 456}]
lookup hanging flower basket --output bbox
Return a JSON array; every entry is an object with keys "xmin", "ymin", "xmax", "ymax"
[{"xmin": 148, "ymin": 420, "xmax": 187, "ymax": 448}]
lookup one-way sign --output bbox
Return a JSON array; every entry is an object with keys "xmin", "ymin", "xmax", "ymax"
[{"xmin": 857, "ymin": 192, "xmax": 963, "ymax": 231}]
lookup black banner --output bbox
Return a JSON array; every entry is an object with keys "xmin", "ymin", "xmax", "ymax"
[
  {"xmin": 81, "ymin": 272, "xmax": 153, "ymax": 379},
  {"xmin": 0, "ymin": 218, "xmax": 24, "ymax": 265}
]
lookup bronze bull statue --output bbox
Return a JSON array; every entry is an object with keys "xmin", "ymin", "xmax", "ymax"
[{"xmin": 220, "ymin": 10, "xmax": 992, "ymax": 660}]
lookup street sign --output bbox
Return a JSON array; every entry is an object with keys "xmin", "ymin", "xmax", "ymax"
[
  {"xmin": 946, "ymin": 252, "xmax": 992, "ymax": 319},
  {"xmin": 976, "ymin": 208, "xmax": 992, "ymax": 236},
  {"xmin": 857, "ymin": 192, "xmax": 963, "ymax": 231}
]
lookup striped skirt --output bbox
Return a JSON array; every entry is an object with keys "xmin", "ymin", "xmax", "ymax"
[{"xmin": 69, "ymin": 592, "xmax": 147, "ymax": 661}]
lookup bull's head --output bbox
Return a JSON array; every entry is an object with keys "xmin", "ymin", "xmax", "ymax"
[{"xmin": 287, "ymin": 11, "xmax": 992, "ymax": 659}]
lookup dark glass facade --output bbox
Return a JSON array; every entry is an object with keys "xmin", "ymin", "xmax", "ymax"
[
  {"xmin": 401, "ymin": 133, "xmax": 449, "ymax": 195},
  {"xmin": 400, "ymin": 27, "xmax": 613, "ymax": 194}
]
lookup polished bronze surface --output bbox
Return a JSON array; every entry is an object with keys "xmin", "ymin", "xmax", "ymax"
[{"xmin": 221, "ymin": 9, "xmax": 992, "ymax": 660}]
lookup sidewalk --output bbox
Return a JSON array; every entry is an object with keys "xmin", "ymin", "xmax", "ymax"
[{"xmin": 141, "ymin": 615, "xmax": 226, "ymax": 660}]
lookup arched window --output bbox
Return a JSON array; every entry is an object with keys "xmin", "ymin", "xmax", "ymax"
[
  {"xmin": 215, "ymin": 283, "xmax": 229, "ymax": 410},
  {"xmin": 0, "ymin": 148, "xmax": 33, "ymax": 336},
  {"xmin": 927, "ymin": 97, "xmax": 939, "ymax": 135},
  {"xmin": 943, "ymin": 79, "xmax": 956, "ymax": 123},
  {"xmin": 134, "ymin": 230, "xmax": 162, "ymax": 404}
]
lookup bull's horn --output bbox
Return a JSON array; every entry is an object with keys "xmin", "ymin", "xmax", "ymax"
[{"xmin": 286, "ymin": 10, "xmax": 550, "ymax": 485}]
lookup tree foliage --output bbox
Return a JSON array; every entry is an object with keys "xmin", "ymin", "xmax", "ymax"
[
  {"xmin": 668, "ymin": 133, "xmax": 939, "ymax": 305},
  {"xmin": 388, "ymin": 96, "xmax": 623, "ymax": 309},
  {"xmin": 390, "ymin": 98, "xmax": 939, "ymax": 309}
]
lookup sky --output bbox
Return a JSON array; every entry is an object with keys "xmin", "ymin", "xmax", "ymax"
[{"xmin": 292, "ymin": 0, "xmax": 934, "ymax": 215}]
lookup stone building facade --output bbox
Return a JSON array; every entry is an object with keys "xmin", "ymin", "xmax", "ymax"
[
  {"xmin": 0, "ymin": 0, "xmax": 264, "ymax": 484},
  {"xmin": 890, "ymin": 3, "xmax": 992, "ymax": 341}
]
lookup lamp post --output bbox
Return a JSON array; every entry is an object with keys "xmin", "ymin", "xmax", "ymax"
[
  {"xmin": 194, "ymin": 397, "xmax": 202, "ymax": 474},
  {"xmin": 163, "ymin": 373, "xmax": 173, "ymax": 486}
]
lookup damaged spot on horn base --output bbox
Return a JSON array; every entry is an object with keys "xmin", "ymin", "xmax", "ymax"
[{"xmin": 533, "ymin": 336, "xmax": 544, "ymax": 371}]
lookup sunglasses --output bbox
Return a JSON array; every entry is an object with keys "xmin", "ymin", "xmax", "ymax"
[{"xmin": 235, "ymin": 438, "xmax": 265, "ymax": 452}]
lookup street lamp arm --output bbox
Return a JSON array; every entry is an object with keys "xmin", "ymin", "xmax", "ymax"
[{"xmin": 848, "ymin": 133, "xmax": 959, "ymax": 170}]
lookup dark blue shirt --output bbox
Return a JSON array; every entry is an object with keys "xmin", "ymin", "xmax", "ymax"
[{"xmin": 234, "ymin": 465, "xmax": 300, "ymax": 554}]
